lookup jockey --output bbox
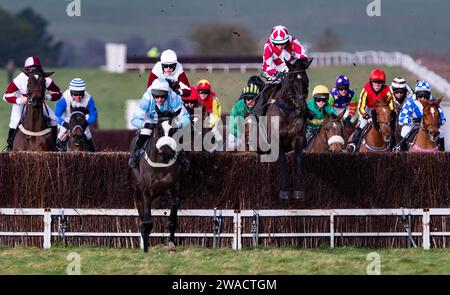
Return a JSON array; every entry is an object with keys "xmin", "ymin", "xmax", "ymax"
[
  {"xmin": 2, "ymin": 56, "xmax": 62, "ymax": 151},
  {"xmin": 329, "ymin": 75, "xmax": 357, "ymax": 125},
  {"xmin": 147, "ymin": 49, "xmax": 191, "ymax": 98},
  {"xmin": 54, "ymin": 78, "xmax": 98, "ymax": 152},
  {"xmin": 227, "ymin": 84, "xmax": 260, "ymax": 150},
  {"xmin": 347, "ymin": 69, "xmax": 394, "ymax": 152},
  {"xmin": 306, "ymin": 85, "xmax": 337, "ymax": 142},
  {"xmin": 196, "ymin": 79, "xmax": 222, "ymax": 128},
  {"xmin": 129, "ymin": 78, "xmax": 190, "ymax": 169},
  {"xmin": 396, "ymin": 81, "xmax": 446, "ymax": 151},
  {"xmin": 182, "ymin": 85, "xmax": 207, "ymax": 125},
  {"xmin": 262, "ymin": 25, "xmax": 308, "ymax": 82},
  {"xmin": 390, "ymin": 77, "xmax": 414, "ymax": 109}
]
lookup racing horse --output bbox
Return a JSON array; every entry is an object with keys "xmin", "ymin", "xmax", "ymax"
[
  {"xmin": 408, "ymin": 97, "xmax": 442, "ymax": 152},
  {"xmin": 263, "ymin": 57, "xmax": 313, "ymax": 200},
  {"xmin": 67, "ymin": 106, "xmax": 89, "ymax": 151},
  {"xmin": 130, "ymin": 107, "xmax": 182, "ymax": 253},
  {"xmin": 349, "ymin": 95, "xmax": 393, "ymax": 153},
  {"xmin": 304, "ymin": 111, "xmax": 346, "ymax": 153},
  {"xmin": 13, "ymin": 70, "xmax": 56, "ymax": 151}
]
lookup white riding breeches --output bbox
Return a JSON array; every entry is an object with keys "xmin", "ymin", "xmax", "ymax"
[
  {"xmin": 58, "ymin": 125, "xmax": 92, "ymax": 141},
  {"xmin": 9, "ymin": 103, "xmax": 57, "ymax": 129}
]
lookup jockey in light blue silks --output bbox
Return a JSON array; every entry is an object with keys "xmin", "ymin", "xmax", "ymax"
[
  {"xmin": 128, "ymin": 77, "xmax": 191, "ymax": 169},
  {"xmin": 396, "ymin": 80, "xmax": 446, "ymax": 151},
  {"xmin": 54, "ymin": 78, "xmax": 98, "ymax": 151}
]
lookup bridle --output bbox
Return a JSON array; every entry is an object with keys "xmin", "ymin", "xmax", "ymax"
[{"xmin": 278, "ymin": 70, "xmax": 308, "ymax": 113}]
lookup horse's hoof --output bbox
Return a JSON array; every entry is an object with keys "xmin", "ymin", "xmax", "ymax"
[
  {"xmin": 168, "ymin": 241, "xmax": 176, "ymax": 254},
  {"xmin": 279, "ymin": 191, "xmax": 289, "ymax": 199},
  {"xmin": 293, "ymin": 190, "xmax": 305, "ymax": 201}
]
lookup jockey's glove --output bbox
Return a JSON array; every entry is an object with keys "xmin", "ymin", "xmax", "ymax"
[
  {"xmin": 16, "ymin": 96, "xmax": 28, "ymax": 104},
  {"xmin": 63, "ymin": 122, "xmax": 70, "ymax": 129},
  {"xmin": 275, "ymin": 71, "xmax": 284, "ymax": 79},
  {"xmin": 174, "ymin": 89, "xmax": 182, "ymax": 96},
  {"xmin": 46, "ymin": 94, "xmax": 53, "ymax": 101}
]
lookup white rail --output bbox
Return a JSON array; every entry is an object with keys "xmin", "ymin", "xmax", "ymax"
[
  {"xmin": 117, "ymin": 50, "xmax": 450, "ymax": 98},
  {"xmin": 2, "ymin": 208, "xmax": 450, "ymax": 250}
]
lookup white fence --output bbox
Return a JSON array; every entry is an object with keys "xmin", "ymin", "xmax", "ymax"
[{"xmin": 2, "ymin": 208, "xmax": 450, "ymax": 250}]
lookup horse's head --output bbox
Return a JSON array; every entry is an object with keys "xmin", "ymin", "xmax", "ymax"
[
  {"xmin": 322, "ymin": 110, "xmax": 345, "ymax": 152},
  {"xmin": 281, "ymin": 57, "xmax": 313, "ymax": 111},
  {"xmin": 22, "ymin": 69, "xmax": 54, "ymax": 108},
  {"xmin": 373, "ymin": 95, "xmax": 393, "ymax": 143},
  {"xmin": 419, "ymin": 97, "xmax": 442, "ymax": 143},
  {"xmin": 69, "ymin": 105, "xmax": 88, "ymax": 140},
  {"xmin": 154, "ymin": 107, "xmax": 181, "ymax": 162}
]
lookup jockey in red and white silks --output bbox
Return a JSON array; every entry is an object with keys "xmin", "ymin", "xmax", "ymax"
[
  {"xmin": 2, "ymin": 57, "xmax": 62, "ymax": 150},
  {"xmin": 147, "ymin": 49, "xmax": 192, "ymax": 98},
  {"xmin": 262, "ymin": 25, "xmax": 308, "ymax": 81}
]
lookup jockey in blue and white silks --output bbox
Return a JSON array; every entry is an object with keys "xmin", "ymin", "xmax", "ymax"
[
  {"xmin": 129, "ymin": 78, "xmax": 190, "ymax": 169},
  {"xmin": 54, "ymin": 78, "xmax": 98, "ymax": 151},
  {"xmin": 397, "ymin": 80, "xmax": 446, "ymax": 151}
]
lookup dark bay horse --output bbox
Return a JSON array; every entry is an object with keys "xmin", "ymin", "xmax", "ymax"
[
  {"xmin": 350, "ymin": 96, "xmax": 393, "ymax": 153},
  {"xmin": 304, "ymin": 111, "xmax": 345, "ymax": 153},
  {"xmin": 67, "ymin": 106, "xmax": 89, "ymax": 152},
  {"xmin": 13, "ymin": 70, "xmax": 56, "ymax": 151},
  {"xmin": 409, "ymin": 97, "xmax": 442, "ymax": 153},
  {"xmin": 130, "ymin": 107, "xmax": 182, "ymax": 253},
  {"xmin": 264, "ymin": 58, "xmax": 313, "ymax": 200}
]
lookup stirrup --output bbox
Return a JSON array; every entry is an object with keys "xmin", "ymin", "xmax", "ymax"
[
  {"xmin": 2, "ymin": 145, "xmax": 12, "ymax": 152},
  {"xmin": 346, "ymin": 143, "xmax": 356, "ymax": 152}
]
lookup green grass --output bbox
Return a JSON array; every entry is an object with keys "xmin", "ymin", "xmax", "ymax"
[
  {"xmin": 1, "ymin": 245, "xmax": 450, "ymax": 274},
  {"xmin": 0, "ymin": 65, "xmax": 432, "ymax": 146}
]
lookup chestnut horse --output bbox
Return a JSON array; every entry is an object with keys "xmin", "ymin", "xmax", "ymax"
[
  {"xmin": 409, "ymin": 97, "xmax": 442, "ymax": 153},
  {"xmin": 13, "ymin": 70, "xmax": 56, "ymax": 151},
  {"xmin": 304, "ymin": 111, "xmax": 345, "ymax": 153},
  {"xmin": 351, "ymin": 96, "xmax": 393, "ymax": 153}
]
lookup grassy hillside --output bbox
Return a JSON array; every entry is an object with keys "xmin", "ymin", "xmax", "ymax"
[
  {"xmin": 2, "ymin": 245, "xmax": 450, "ymax": 274},
  {"xmin": 0, "ymin": 65, "xmax": 430, "ymax": 147}
]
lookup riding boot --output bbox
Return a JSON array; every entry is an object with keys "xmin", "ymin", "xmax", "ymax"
[
  {"xmin": 86, "ymin": 138, "xmax": 96, "ymax": 152},
  {"xmin": 347, "ymin": 127, "xmax": 363, "ymax": 152},
  {"xmin": 128, "ymin": 134, "xmax": 150, "ymax": 169},
  {"xmin": 4, "ymin": 128, "xmax": 16, "ymax": 151},
  {"xmin": 438, "ymin": 138, "xmax": 445, "ymax": 152}
]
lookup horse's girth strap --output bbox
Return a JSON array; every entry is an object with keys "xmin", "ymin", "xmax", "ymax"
[{"xmin": 18, "ymin": 124, "xmax": 52, "ymax": 137}]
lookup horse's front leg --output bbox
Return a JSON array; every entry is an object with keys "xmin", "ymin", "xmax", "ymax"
[
  {"xmin": 277, "ymin": 147, "xmax": 290, "ymax": 199},
  {"xmin": 168, "ymin": 190, "xmax": 180, "ymax": 253},
  {"xmin": 141, "ymin": 190, "xmax": 153, "ymax": 253},
  {"xmin": 293, "ymin": 134, "xmax": 305, "ymax": 201}
]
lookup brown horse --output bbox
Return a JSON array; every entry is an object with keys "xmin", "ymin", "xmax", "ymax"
[
  {"xmin": 264, "ymin": 58, "xmax": 313, "ymax": 200},
  {"xmin": 67, "ymin": 106, "xmax": 89, "ymax": 151},
  {"xmin": 13, "ymin": 70, "xmax": 56, "ymax": 151},
  {"xmin": 130, "ymin": 107, "xmax": 182, "ymax": 253},
  {"xmin": 351, "ymin": 96, "xmax": 393, "ymax": 153},
  {"xmin": 409, "ymin": 97, "xmax": 442, "ymax": 153},
  {"xmin": 304, "ymin": 111, "xmax": 345, "ymax": 153}
]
